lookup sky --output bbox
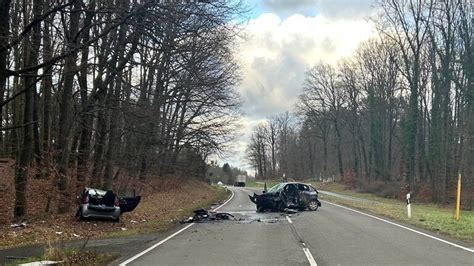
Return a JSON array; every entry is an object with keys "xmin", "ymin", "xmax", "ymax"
[{"xmin": 218, "ymin": 0, "xmax": 377, "ymax": 173}]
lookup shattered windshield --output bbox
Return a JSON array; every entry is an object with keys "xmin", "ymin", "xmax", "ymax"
[{"xmin": 267, "ymin": 183, "xmax": 285, "ymax": 193}]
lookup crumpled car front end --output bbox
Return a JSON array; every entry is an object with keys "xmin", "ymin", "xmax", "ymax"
[{"xmin": 249, "ymin": 193, "xmax": 279, "ymax": 212}]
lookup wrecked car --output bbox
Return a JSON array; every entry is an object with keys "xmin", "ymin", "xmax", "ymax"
[
  {"xmin": 76, "ymin": 187, "xmax": 141, "ymax": 222},
  {"xmin": 249, "ymin": 182, "xmax": 321, "ymax": 212}
]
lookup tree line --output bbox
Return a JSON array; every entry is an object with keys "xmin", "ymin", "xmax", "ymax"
[
  {"xmin": 246, "ymin": 0, "xmax": 474, "ymax": 206},
  {"xmin": 0, "ymin": 0, "xmax": 242, "ymax": 219}
]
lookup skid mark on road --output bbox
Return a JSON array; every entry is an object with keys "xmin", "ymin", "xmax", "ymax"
[
  {"xmin": 286, "ymin": 215, "xmax": 318, "ymax": 266},
  {"xmin": 323, "ymin": 200, "xmax": 474, "ymax": 254}
]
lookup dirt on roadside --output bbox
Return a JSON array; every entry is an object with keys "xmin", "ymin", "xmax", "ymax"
[{"xmin": 0, "ymin": 171, "xmax": 222, "ymax": 250}]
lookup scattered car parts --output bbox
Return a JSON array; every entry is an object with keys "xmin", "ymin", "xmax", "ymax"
[{"xmin": 180, "ymin": 208, "xmax": 235, "ymax": 223}]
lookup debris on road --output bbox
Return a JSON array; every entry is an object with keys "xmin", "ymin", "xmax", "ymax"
[
  {"xmin": 10, "ymin": 222, "xmax": 27, "ymax": 229},
  {"xmin": 284, "ymin": 208, "xmax": 298, "ymax": 214},
  {"xmin": 237, "ymin": 218, "xmax": 282, "ymax": 224},
  {"xmin": 180, "ymin": 208, "xmax": 235, "ymax": 223}
]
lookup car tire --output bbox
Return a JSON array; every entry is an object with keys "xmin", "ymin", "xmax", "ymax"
[
  {"xmin": 308, "ymin": 200, "xmax": 319, "ymax": 211},
  {"xmin": 113, "ymin": 216, "xmax": 120, "ymax": 223}
]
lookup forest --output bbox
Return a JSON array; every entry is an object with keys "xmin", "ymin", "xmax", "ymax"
[
  {"xmin": 246, "ymin": 0, "xmax": 474, "ymax": 207},
  {"xmin": 0, "ymin": 0, "xmax": 243, "ymax": 221}
]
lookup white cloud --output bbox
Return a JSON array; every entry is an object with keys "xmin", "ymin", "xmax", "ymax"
[
  {"xmin": 237, "ymin": 13, "xmax": 374, "ymax": 119},
  {"xmin": 223, "ymin": 12, "xmax": 375, "ymax": 172},
  {"xmin": 262, "ymin": 0, "xmax": 376, "ymax": 19}
]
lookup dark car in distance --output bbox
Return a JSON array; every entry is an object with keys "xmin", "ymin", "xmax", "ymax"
[
  {"xmin": 249, "ymin": 182, "xmax": 321, "ymax": 212},
  {"xmin": 76, "ymin": 187, "xmax": 141, "ymax": 222}
]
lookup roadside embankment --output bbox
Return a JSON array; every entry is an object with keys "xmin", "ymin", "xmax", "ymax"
[{"xmin": 0, "ymin": 178, "xmax": 229, "ymax": 250}]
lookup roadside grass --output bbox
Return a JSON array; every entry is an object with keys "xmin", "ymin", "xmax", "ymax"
[
  {"xmin": 105, "ymin": 185, "xmax": 230, "ymax": 238},
  {"xmin": 316, "ymin": 182, "xmax": 474, "ymax": 244}
]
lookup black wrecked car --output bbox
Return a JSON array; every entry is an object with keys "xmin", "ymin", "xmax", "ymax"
[
  {"xmin": 76, "ymin": 187, "xmax": 141, "ymax": 222},
  {"xmin": 249, "ymin": 182, "xmax": 321, "ymax": 212}
]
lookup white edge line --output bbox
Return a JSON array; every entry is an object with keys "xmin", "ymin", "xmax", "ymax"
[
  {"xmin": 213, "ymin": 188, "xmax": 235, "ymax": 211},
  {"xmin": 118, "ymin": 223, "xmax": 195, "ymax": 266},
  {"xmin": 286, "ymin": 215, "xmax": 293, "ymax": 224},
  {"xmin": 322, "ymin": 200, "xmax": 474, "ymax": 253},
  {"xmin": 119, "ymin": 188, "xmax": 236, "ymax": 265},
  {"xmin": 303, "ymin": 247, "xmax": 318, "ymax": 266}
]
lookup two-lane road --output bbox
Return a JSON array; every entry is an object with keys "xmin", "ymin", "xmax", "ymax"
[{"xmin": 119, "ymin": 186, "xmax": 473, "ymax": 265}]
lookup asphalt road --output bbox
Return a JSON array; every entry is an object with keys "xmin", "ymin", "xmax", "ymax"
[{"xmin": 119, "ymin": 186, "xmax": 474, "ymax": 266}]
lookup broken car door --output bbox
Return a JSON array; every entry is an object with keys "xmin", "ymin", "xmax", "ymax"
[
  {"xmin": 297, "ymin": 184, "xmax": 311, "ymax": 207},
  {"xmin": 282, "ymin": 184, "xmax": 298, "ymax": 207},
  {"xmin": 119, "ymin": 196, "xmax": 141, "ymax": 213}
]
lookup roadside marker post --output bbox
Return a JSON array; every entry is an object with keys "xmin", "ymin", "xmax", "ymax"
[
  {"xmin": 406, "ymin": 193, "xmax": 411, "ymax": 218},
  {"xmin": 455, "ymin": 174, "xmax": 461, "ymax": 221}
]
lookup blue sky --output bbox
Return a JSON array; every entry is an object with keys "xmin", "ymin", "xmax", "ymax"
[{"xmin": 219, "ymin": 0, "xmax": 377, "ymax": 174}]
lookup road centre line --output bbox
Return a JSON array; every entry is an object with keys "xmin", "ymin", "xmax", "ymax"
[
  {"xmin": 322, "ymin": 200, "xmax": 474, "ymax": 253},
  {"xmin": 303, "ymin": 247, "xmax": 318, "ymax": 266},
  {"xmin": 286, "ymin": 215, "xmax": 318, "ymax": 266},
  {"xmin": 119, "ymin": 189, "xmax": 235, "ymax": 265}
]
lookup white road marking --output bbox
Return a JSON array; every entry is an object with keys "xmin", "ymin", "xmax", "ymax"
[
  {"xmin": 303, "ymin": 247, "xmax": 318, "ymax": 266},
  {"xmin": 323, "ymin": 200, "xmax": 474, "ymax": 253},
  {"xmin": 119, "ymin": 189, "xmax": 235, "ymax": 265},
  {"xmin": 286, "ymin": 215, "xmax": 317, "ymax": 265},
  {"xmin": 118, "ymin": 223, "xmax": 195, "ymax": 266},
  {"xmin": 212, "ymin": 189, "xmax": 235, "ymax": 211}
]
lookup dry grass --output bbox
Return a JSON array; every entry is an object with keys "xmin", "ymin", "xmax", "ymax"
[
  {"xmin": 317, "ymin": 182, "xmax": 474, "ymax": 244},
  {"xmin": 0, "ymin": 178, "xmax": 228, "ymax": 249}
]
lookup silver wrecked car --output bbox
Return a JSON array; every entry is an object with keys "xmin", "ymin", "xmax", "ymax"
[{"xmin": 76, "ymin": 187, "xmax": 141, "ymax": 222}]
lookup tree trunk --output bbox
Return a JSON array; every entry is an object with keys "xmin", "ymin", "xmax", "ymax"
[
  {"xmin": 334, "ymin": 118, "xmax": 344, "ymax": 179},
  {"xmin": 14, "ymin": 0, "xmax": 41, "ymax": 219},
  {"xmin": 0, "ymin": 0, "xmax": 11, "ymax": 152},
  {"xmin": 56, "ymin": 0, "xmax": 81, "ymax": 214},
  {"xmin": 40, "ymin": 20, "xmax": 53, "ymax": 179}
]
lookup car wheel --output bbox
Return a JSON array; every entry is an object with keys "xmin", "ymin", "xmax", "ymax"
[
  {"xmin": 113, "ymin": 216, "xmax": 120, "ymax": 223},
  {"xmin": 308, "ymin": 200, "xmax": 319, "ymax": 211}
]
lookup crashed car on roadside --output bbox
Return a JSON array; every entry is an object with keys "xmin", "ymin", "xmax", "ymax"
[
  {"xmin": 76, "ymin": 187, "xmax": 141, "ymax": 222},
  {"xmin": 249, "ymin": 182, "xmax": 321, "ymax": 212}
]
